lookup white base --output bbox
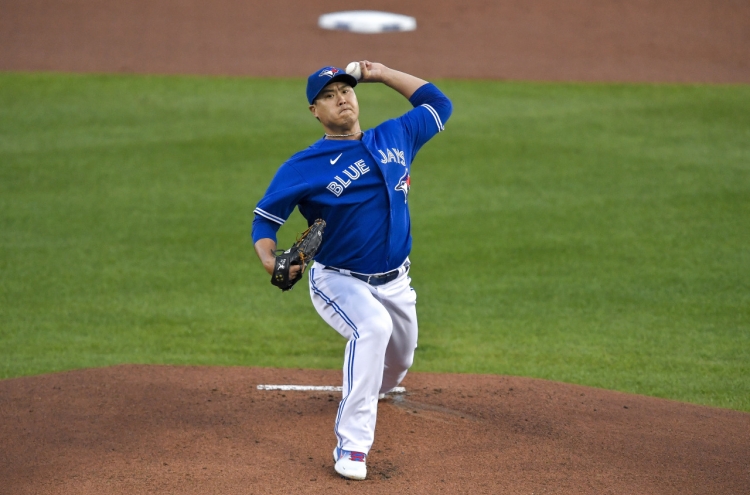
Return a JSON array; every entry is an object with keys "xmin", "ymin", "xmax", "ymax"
[{"xmin": 318, "ymin": 11, "xmax": 417, "ymax": 34}]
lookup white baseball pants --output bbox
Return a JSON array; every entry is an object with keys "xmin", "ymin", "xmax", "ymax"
[{"xmin": 308, "ymin": 261, "xmax": 418, "ymax": 455}]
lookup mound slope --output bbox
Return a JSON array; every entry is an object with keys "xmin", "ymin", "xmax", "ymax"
[{"xmin": 1, "ymin": 365, "xmax": 747, "ymax": 494}]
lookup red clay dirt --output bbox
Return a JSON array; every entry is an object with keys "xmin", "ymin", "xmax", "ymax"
[
  {"xmin": 1, "ymin": 365, "xmax": 748, "ymax": 495},
  {"xmin": 1, "ymin": 0, "xmax": 749, "ymax": 83},
  {"xmin": 2, "ymin": 1, "xmax": 750, "ymax": 494}
]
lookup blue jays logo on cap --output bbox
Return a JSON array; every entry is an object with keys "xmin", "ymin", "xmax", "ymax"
[
  {"xmin": 307, "ymin": 65, "xmax": 358, "ymax": 105},
  {"xmin": 319, "ymin": 67, "xmax": 341, "ymax": 78}
]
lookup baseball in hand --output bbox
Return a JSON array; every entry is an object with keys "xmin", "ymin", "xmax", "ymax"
[{"xmin": 346, "ymin": 61, "xmax": 362, "ymax": 80}]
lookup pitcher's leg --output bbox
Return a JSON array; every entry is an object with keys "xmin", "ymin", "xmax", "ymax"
[
  {"xmin": 309, "ymin": 266, "xmax": 393, "ymax": 454},
  {"xmin": 334, "ymin": 312, "xmax": 392, "ymax": 453},
  {"xmin": 378, "ymin": 274, "xmax": 419, "ymax": 394}
]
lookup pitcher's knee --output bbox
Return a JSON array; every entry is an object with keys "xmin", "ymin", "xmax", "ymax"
[
  {"xmin": 359, "ymin": 316, "xmax": 393, "ymax": 345},
  {"xmin": 402, "ymin": 354, "xmax": 414, "ymax": 370},
  {"xmin": 387, "ymin": 353, "xmax": 414, "ymax": 373}
]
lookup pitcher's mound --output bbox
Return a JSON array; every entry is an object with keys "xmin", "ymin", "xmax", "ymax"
[{"xmin": 1, "ymin": 365, "xmax": 748, "ymax": 494}]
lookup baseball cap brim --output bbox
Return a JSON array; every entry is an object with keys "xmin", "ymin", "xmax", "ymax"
[{"xmin": 307, "ymin": 67, "xmax": 358, "ymax": 105}]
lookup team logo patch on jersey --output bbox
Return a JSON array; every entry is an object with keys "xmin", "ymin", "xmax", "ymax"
[
  {"xmin": 319, "ymin": 67, "xmax": 341, "ymax": 78},
  {"xmin": 395, "ymin": 170, "xmax": 411, "ymax": 202}
]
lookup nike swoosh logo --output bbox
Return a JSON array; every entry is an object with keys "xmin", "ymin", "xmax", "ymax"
[{"xmin": 330, "ymin": 153, "xmax": 343, "ymax": 165}]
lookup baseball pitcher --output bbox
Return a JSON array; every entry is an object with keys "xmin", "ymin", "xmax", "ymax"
[{"xmin": 252, "ymin": 61, "xmax": 452, "ymax": 480}]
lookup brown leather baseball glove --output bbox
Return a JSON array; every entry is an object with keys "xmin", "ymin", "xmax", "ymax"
[{"xmin": 271, "ymin": 219, "xmax": 326, "ymax": 291}]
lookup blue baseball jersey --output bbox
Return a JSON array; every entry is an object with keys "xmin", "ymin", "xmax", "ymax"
[{"xmin": 252, "ymin": 83, "xmax": 452, "ymax": 274}]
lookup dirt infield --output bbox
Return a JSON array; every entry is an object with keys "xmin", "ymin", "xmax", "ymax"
[
  {"xmin": 1, "ymin": 365, "xmax": 748, "ymax": 495},
  {"xmin": 1, "ymin": 0, "xmax": 749, "ymax": 83}
]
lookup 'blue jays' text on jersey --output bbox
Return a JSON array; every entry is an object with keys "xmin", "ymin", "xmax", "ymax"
[{"xmin": 252, "ymin": 83, "xmax": 452, "ymax": 274}]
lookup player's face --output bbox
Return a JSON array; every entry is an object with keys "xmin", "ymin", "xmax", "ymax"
[{"xmin": 309, "ymin": 82, "xmax": 360, "ymax": 130}]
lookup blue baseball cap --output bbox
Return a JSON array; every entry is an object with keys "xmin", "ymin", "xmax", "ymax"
[{"xmin": 306, "ymin": 66, "xmax": 358, "ymax": 105}]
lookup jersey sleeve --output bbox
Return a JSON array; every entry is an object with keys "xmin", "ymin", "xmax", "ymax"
[
  {"xmin": 398, "ymin": 83, "xmax": 453, "ymax": 156},
  {"xmin": 251, "ymin": 163, "xmax": 309, "ymax": 244}
]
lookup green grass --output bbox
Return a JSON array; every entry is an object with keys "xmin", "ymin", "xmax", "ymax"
[{"xmin": 1, "ymin": 73, "xmax": 748, "ymax": 411}]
